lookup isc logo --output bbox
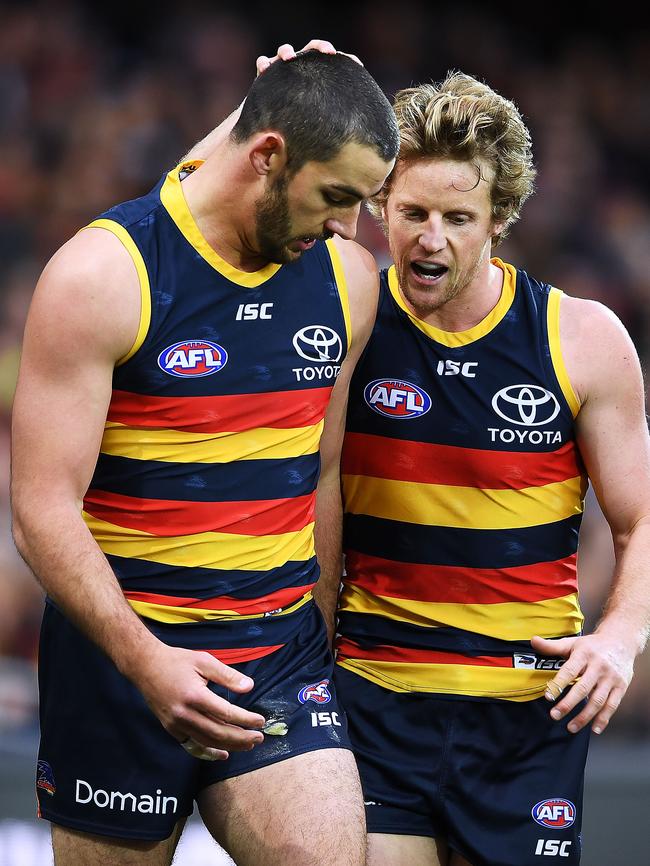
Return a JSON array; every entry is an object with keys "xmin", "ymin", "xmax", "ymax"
[
  {"xmin": 436, "ymin": 360, "xmax": 478, "ymax": 377},
  {"xmin": 532, "ymin": 799, "xmax": 576, "ymax": 829},
  {"xmin": 236, "ymin": 302, "xmax": 273, "ymax": 320},
  {"xmin": 364, "ymin": 379, "xmax": 432, "ymax": 419},
  {"xmin": 535, "ymin": 840, "xmax": 572, "ymax": 857},
  {"xmin": 157, "ymin": 340, "xmax": 228, "ymax": 378},
  {"xmin": 310, "ymin": 711, "xmax": 342, "ymax": 727}
]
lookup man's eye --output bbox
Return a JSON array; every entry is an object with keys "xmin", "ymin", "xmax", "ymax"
[{"xmin": 324, "ymin": 193, "xmax": 347, "ymax": 205}]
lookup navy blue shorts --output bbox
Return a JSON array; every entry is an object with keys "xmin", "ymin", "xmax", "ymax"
[
  {"xmin": 36, "ymin": 602, "xmax": 350, "ymax": 840},
  {"xmin": 335, "ymin": 666, "xmax": 590, "ymax": 866}
]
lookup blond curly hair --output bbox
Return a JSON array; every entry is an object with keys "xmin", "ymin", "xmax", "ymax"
[{"xmin": 371, "ymin": 72, "xmax": 536, "ymax": 242}]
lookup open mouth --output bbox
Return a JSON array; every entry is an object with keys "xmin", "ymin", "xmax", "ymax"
[
  {"xmin": 411, "ymin": 261, "xmax": 448, "ymax": 282},
  {"xmin": 291, "ymin": 237, "xmax": 317, "ymax": 252}
]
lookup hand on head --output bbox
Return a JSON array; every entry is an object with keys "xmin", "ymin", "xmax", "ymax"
[{"xmin": 256, "ymin": 39, "xmax": 362, "ymax": 76}]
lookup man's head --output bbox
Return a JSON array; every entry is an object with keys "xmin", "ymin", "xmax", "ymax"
[
  {"xmin": 232, "ymin": 51, "xmax": 399, "ymax": 263},
  {"xmin": 374, "ymin": 72, "xmax": 536, "ymax": 317},
  {"xmin": 373, "ymin": 72, "xmax": 536, "ymax": 238}
]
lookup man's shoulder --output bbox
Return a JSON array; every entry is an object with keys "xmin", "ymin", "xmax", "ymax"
[
  {"xmin": 31, "ymin": 227, "xmax": 143, "ymax": 363},
  {"xmin": 560, "ymin": 294, "xmax": 629, "ymax": 346},
  {"xmin": 559, "ymin": 294, "xmax": 639, "ymax": 406}
]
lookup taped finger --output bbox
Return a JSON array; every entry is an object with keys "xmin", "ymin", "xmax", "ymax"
[{"xmin": 179, "ymin": 737, "xmax": 227, "ymax": 762}]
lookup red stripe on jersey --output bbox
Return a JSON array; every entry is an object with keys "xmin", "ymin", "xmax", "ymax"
[
  {"xmin": 200, "ymin": 645, "xmax": 284, "ymax": 663},
  {"xmin": 108, "ymin": 388, "xmax": 333, "ymax": 433},
  {"xmin": 342, "ymin": 433, "xmax": 583, "ymax": 490},
  {"xmin": 84, "ymin": 489, "xmax": 315, "ymax": 537},
  {"xmin": 336, "ymin": 638, "xmax": 512, "ymax": 667},
  {"xmin": 124, "ymin": 583, "xmax": 315, "ymax": 615},
  {"xmin": 345, "ymin": 551, "xmax": 578, "ymax": 605}
]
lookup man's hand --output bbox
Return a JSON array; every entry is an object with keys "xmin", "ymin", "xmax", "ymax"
[
  {"xmin": 256, "ymin": 39, "xmax": 361, "ymax": 76},
  {"xmin": 133, "ymin": 643, "xmax": 266, "ymax": 761},
  {"xmin": 531, "ymin": 631, "xmax": 635, "ymax": 735}
]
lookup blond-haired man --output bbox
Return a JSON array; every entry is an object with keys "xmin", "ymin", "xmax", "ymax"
[{"xmin": 325, "ymin": 73, "xmax": 650, "ymax": 866}]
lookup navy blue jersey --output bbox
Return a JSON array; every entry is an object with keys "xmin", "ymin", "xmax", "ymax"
[
  {"xmin": 80, "ymin": 160, "xmax": 351, "ymax": 661},
  {"xmin": 338, "ymin": 259, "xmax": 587, "ymax": 700}
]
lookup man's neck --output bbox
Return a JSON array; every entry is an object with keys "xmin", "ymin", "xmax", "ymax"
[{"xmin": 179, "ymin": 145, "xmax": 268, "ymax": 273}]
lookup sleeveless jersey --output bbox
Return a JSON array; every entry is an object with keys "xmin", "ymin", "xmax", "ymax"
[
  {"xmin": 81, "ymin": 161, "xmax": 350, "ymax": 663},
  {"xmin": 337, "ymin": 258, "xmax": 587, "ymax": 701}
]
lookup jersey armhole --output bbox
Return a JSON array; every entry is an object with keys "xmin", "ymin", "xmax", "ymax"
[
  {"xmin": 547, "ymin": 287, "xmax": 581, "ymax": 418},
  {"xmin": 83, "ymin": 218, "xmax": 152, "ymax": 365},
  {"xmin": 325, "ymin": 238, "xmax": 352, "ymax": 350}
]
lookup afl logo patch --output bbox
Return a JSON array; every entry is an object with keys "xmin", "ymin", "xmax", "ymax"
[
  {"xmin": 293, "ymin": 325, "xmax": 343, "ymax": 363},
  {"xmin": 298, "ymin": 679, "xmax": 332, "ymax": 704},
  {"xmin": 532, "ymin": 798, "xmax": 576, "ymax": 829},
  {"xmin": 364, "ymin": 379, "xmax": 431, "ymax": 419},
  {"xmin": 492, "ymin": 384, "xmax": 560, "ymax": 426},
  {"xmin": 158, "ymin": 340, "xmax": 228, "ymax": 378}
]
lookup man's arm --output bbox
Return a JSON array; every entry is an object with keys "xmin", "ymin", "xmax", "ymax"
[
  {"xmin": 11, "ymin": 229, "xmax": 264, "ymax": 759},
  {"xmin": 313, "ymin": 237, "xmax": 379, "ymax": 644},
  {"xmin": 532, "ymin": 296, "xmax": 650, "ymax": 734}
]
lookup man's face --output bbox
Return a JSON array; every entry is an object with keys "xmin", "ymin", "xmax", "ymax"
[
  {"xmin": 255, "ymin": 141, "xmax": 393, "ymax": 264},
  {"xmin": 384, "ymin": 157, "xmax": 503, "ymax": 320}
]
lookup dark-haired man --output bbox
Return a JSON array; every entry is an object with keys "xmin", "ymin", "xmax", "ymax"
[{"xmin": 11, "ymin": 46, "xmax": 398, "ymax": 865}]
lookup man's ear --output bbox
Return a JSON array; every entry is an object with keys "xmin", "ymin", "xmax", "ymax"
[
  {"xmin": 491, "ymin": 220, "xmax": 506, "ymax": 245},
  {"xmin": 249, "ymin": 132, "xmax": 288, "ymax": 177}
]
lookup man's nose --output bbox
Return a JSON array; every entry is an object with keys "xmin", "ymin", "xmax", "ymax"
[{"xmin": 324, "ymin": 204, "xmax": 361, "ymax": 241}]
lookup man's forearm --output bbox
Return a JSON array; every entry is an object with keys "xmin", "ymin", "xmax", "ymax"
[
  {"xmin": 314, "ymin": 476, "xmax": 344, "ymax": 645},
  {"xmin": 12, "ymin": 499, "xmax": 160, "ymax": 679},
  {"xmin": 598, "ymin": 519, "xmax": 650, "ymax": 653}
]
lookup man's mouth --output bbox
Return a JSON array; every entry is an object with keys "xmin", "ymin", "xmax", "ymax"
[
  {"xmin": 411, "ymin": 261, "xmax": 448, "ymax": 282},
  {"xmin": 296, "ymin": 237, "xmax": 317, "ymax": 251}
]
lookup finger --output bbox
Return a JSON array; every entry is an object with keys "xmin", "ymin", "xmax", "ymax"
[
  {"xmin": 175, "ymin": 708, "xmax": 265, "ymax": 752},
  {"xmin": 542, "ymin": 650, "xmax": 585, "ymax": 702},
  {"xmin": 197, "ymin": 652, "xmax": 257, "ymax": 695},
  {"xmin": 591, "ymin": 686, "xmax": 625, "ymax": 735},
  {"xmin": 564, "ymin": 686, "xmax": 610, "ymax": 734},
  {"xmin": 549, "ymin": 673, "xmax": 599, "ymax": 722},
  {"xmin": 179, "ymin": 737, "xmax": 229, "ymax": 762},
  {"xmin": 194, "ymin": 689, "xmax": 266, "ymax": 732},
  {"xmin": 256, "ymin": 55, "xmax": 272, "ymax": 75},
  {"xmin": 276, "ymin": 43, "xmax": 296, "ymax": 61},
  {"xmin": 530, "ymin": 635, "xmax": 576, "ymax": 658},
  {"xmin": 299, "ymin": 39, "xmax": 336, "ymax": 54},
  {"xmin": 337, "ymin": 50, "xmax": 363, "ymax": 66}
]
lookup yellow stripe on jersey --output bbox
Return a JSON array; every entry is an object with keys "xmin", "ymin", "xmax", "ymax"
[
  {"xmin": 342, "ymin": 474, "xmax": 585, "ymax": 530},
  {"xmin": 100, "ymin": 420, "xmax": 323, "ymax": 463},
  {"xmin": 128, "ymin": 591, "xmax": 313, "ymax": 624},
  {"xmin": 84, "ymin": 219, "xmax": 152, "ymax": 365},
  {"xmin": 83, "ymin": 513, "xmax": 315, "ymax": 571},
  {"xmin": 325, "ymin": 239, "xmax": 352, "ymax": 350},
  {"xmin": 547, "ymin": 287, "xmax": 581, "ymax": 418},
  {"xmin": 339, "ymin": 583, "xmax": 584, "ymax": 641},
  {"xmin": 386, "ymin": 258, "xmax": 516, "ymax": 347},
  {"xmin": 160, "ymin": 168, "xmax": 281, "ymax": 287},
  {"xmin": 337, "ymin": 657, "xmax": 552, "ymax": 701}
]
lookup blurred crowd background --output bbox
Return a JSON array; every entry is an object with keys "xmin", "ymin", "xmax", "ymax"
[{"xmin": 1, "ymin": 0, "xmax": 649, "ymax": 748}]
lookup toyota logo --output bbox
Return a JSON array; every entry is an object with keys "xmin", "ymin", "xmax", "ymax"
[
  {"xmin": 293, "ymin": 325, "xmax": 343, "ymax": 363},
  {"xmin": 492, "ymin": 384, "xmax": 560, "ymax": 427}
]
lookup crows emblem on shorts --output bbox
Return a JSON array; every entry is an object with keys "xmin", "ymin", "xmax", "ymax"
[
  {"xmin": 298, "ymin": 679, "xmax": 332, "ymax": 704},
  {"xmin": 36, "ymin": 760, "xmax": 56, "ymax": 796}
]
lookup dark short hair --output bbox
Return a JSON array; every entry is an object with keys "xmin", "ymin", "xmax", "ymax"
[{"xmin": 231, "ymin": 50, "xmax": 399, "ymax": 172}]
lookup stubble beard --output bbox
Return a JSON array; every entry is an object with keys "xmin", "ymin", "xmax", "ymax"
[
  {"xmin": 398, "ymin": 252, "xmax": 485, "ymax": 320},
  {"xmin": 254, "ymin": 172, "xmax": 293, "ymax": 265}
]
